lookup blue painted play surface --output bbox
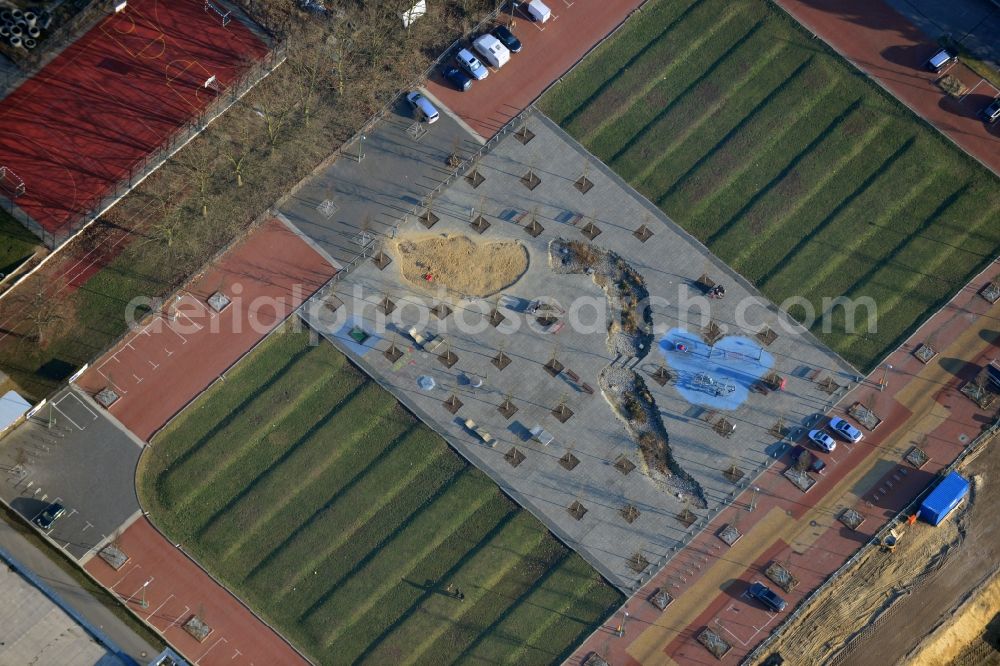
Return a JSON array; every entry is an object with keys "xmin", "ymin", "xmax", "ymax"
[
  {"xmin": 659, "ymin": 327, "xmax": 773, "ymax": 411},
  {"xmin": 333, "ymin": 315, "xmax": 382, "ymax": 357}
]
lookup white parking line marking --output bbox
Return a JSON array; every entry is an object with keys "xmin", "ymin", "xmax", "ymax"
[
  {"xmin": 148, "ymin": 593, "xmax": 175, "ymax": 621},
  {"xmin": 196, "ymin": 637, "xmax": 228, "ymax": 664}
]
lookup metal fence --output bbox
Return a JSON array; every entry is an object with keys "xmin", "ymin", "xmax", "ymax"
[{"xmin": 0, "ymin": 40, "xmax": 287, "ymax": 249}]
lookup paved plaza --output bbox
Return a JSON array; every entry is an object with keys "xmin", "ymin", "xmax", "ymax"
[
  {"xmin": 298, "ymin": 113, "xmax": 857, "ymax": 590},
  {"xmin": 0, "ymin": 386, "xmax": 143, "ymax": 561}
]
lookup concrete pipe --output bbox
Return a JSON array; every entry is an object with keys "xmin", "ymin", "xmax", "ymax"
[
  {"xmin": 0, "ymin": 25, "xmax": 9, "ymax": 37},
  {"xmin": 15, "ymin": 17, "xmax": 25, "ymax": 28},
  {"xmin": 10, "ymin": 24, "xmax": 21, "ymax": 37},
  {"xmin": 0, "ymin": 11, "xmax": 11, "ymax": 23},
  {"xmin": 27, "ymin": 25, "xmax": 39, "ymax": 38},
  {"xmin": 10, "ymin": 8, "xmax": 22, "ymax": 21},
  {"xmin": 24, "ymin": 12, "xmax": 36, "ymax": 28},
  {"xmin": 10, "ymin": 34, "xmax": 22, "ymax": 48},
  {"xmin": 24, "ymin": 37, "xmax": 35, "ymax": 49}
]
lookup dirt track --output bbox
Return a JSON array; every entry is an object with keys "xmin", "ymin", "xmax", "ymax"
[{"xmin": 758, "ymin": 431, "xmax": 1000, "ymax": 665}]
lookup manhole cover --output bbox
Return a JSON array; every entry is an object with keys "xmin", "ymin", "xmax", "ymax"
[{"xmin": 958, "ymin": 434, "xmax": 969, "ymax": 443}]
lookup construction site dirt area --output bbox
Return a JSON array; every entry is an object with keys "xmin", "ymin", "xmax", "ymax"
[
  {"xmin": 390, "ymin": 233, "xmax": 528, "ymax": 297},
  {"xmin": 758, "ymin": 445, "xmax": 1000, "ymax": 666}
]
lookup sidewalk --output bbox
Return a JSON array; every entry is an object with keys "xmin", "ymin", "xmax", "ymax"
[
  {"xmin": 567, "ymin": 258, "xmax": 1000, "ymax": 664},
  {"xmin": 0, "ymin": 514, "xmax": 160, "ymax": 662},
  {"xmin": 773, "ymin": 0, "xmax": 1000, "ymax": 177}
]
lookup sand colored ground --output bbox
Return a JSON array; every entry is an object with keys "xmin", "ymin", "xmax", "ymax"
[
  {"xmin": 907, "ymin": 564, "xmax": 1000, "ymax": 665},
  {"xmin": 390, "ymin": 233, "xmax": 528, "ymax": 297}
]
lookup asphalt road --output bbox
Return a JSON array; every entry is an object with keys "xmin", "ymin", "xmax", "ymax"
[{"xmin": 0, "ymin": 514, "xmax": 161, "ymax": 662}]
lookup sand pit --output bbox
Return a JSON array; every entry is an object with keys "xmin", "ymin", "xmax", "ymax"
[{"xmin": 391, "ymin": 234, "xmax": 528, "ymax": 297}]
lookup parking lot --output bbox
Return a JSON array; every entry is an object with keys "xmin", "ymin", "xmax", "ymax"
[
  {"xmin": 426, "ymin": 0, "xmax": 646, "ymax": 139},
  {"xmin": 0, "ymin": 386, "xmax": 143, "ymax": 561}
]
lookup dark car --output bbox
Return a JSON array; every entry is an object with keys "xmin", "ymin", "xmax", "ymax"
[
  {"xmin": 791, "ymin": 445, "xmax": 826, "ymax": 474},
  {"xmin": 748, "ymin": 582, "xmax": 787, "ymax": 612},
  {"xmin": 491, "ymin": 25, "xmax": 522, "ymax": 53},
  {"xmin": 981, "ymin": 97, "xmax": 1000, "ymax": 124},
  {"xmin": 441, "ymin": 64, "xmax": 472, "ymax": 91},
  {"xmin": 925, "ymin": 48, "xmax": 957, "ymax": 73},
  {"xmin": 33, "ymin": 502, "xmax": 65, "ymax": 530}
]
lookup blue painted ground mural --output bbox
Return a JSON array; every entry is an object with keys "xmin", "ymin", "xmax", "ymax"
[{"xmin": 659, "ymin": 327, "xmax": 774, "ymax": 411}]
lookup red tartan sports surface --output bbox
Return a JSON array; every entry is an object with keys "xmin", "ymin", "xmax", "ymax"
[{"xmin": 0, "ymin": 0, "xmax": 267, "ymax": 237}]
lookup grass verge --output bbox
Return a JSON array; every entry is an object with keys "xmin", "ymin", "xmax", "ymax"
[{"xmin": 138, "ymin": 326, "xmax": 622, "ymax": 663}]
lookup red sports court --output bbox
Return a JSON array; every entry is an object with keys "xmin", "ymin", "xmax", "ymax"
[{"xmin": 0, "ymin": 0, "xmax": 269, "ymax": 244}]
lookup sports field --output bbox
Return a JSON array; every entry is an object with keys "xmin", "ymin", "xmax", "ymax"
[
  {"xmin": 541, "ymin": 0, "xmax": 1000, "ymax": 371},
  {"xmin": 138, "ymin": 326, "xmax": 621, "ymax": 664},
  {"xmin": 0, "ymin": 0, "xmax": 268, "ymax": 242}
]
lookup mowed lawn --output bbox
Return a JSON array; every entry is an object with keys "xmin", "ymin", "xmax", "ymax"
[
  {"xmin": 138, "ymin": 326, "xmax": 621, "ymax": 665},
  {"xmin": 541, "ymin": 0, "xmax": 1000, "ymax": 371}
]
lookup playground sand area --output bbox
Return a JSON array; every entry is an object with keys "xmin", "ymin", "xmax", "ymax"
[{"xmin": 391, "ymin": 233, "xmax": 528, "ymax": 297}]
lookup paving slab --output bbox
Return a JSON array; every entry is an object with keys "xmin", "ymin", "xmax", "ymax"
[{"xmin": 299, "ymin": 112, "xmax": 855, "ymax": 591}]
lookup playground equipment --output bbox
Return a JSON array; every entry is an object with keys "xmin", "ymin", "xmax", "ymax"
[{"xmin": 692, "ymin": 372, "xmax": 735, "ymax": 397}]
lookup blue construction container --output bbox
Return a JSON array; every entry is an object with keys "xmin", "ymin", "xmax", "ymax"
[{"xmin": 919, "ymin": 471, "xmax": 970, "ymax": 526}]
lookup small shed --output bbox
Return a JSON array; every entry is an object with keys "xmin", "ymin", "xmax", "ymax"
[
  {"xmin": 0, "ymin": 390, "xmax": 31, "ymax": 436},
  {"xmin": 919, "ymin": 471, "xmax": 970, "ymax": 526}
]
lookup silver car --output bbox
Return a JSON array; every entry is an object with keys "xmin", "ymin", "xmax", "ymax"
[
  {"xmin": 829, "ymin": 417, "xmax": 863, "ymax": 443},
  {"xmin": 808, "ymin": 429, "xmax": 836, "ymax": 452}
]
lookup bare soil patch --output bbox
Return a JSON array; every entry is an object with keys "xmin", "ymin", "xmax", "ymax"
[{"xmin": 391, "ymin": 233, "xmax": 528, "ymax": 298}]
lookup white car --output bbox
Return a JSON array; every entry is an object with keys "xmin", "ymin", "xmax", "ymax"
[
  {"xmin": 455, "ymin": 48, "xmax": 488, "ymax": 80},
  {"xmin": 829, "ymin": 417, "xmax": 863, "ymax": 443},
  {"xmin": 405, "ymin": 91, "xmax": 439, "ymax": 124},
  {"xmin": 808, "ymin": 429, "xmax": 836, "ymax": 453}
]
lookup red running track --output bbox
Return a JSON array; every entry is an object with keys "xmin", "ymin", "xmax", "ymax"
[
  {"xmin": 85, "ymin": 517, "xmax": 309, "ymax": 666},
  {"xmin": 76, "ymin": 217, "xmax": 335, "ymax": 441},
  {"xmin": 0, "ymin": 0, "xmax": 268, "ymax": 239}
]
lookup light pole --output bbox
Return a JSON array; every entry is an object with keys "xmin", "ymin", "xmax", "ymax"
[
  {"xmin": 357, "ymin": 134, "xmax": 366, "ymax": 162},
  {"xmin": 140, "ymin": 579, "xmax": 150, "ymax": 609},
  {"xmin": 879, "ymin": 363, "xmax": 893, "ymax": 392},
  {"xmin": 616, "ymin": 606, "xmax": 630, "ymax": 637},
  {"xmin": 748, "ymin": 486, "xmax": 760, "ymax": 512}
]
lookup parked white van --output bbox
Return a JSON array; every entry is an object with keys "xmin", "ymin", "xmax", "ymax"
[
  {"xmin": 472, "ymin": 33, "xmax": 510, "ymax": 68},
  {"xmin": 525, "ymin": 0, "xmax": 551, "ymax": 23},
  {"xmin": 406, "ymin": 91, "xmax": 439, "ymax": 124}
]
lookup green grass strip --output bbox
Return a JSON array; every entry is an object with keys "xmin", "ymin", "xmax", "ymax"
[
  {"xmin": 307, "ymin": 475, "xmax": 509, "ymax": 647},
  {"xmin": 643, "ymin": 55, "xmax": 831, "ymax": 210},
  {"xmin": 197, "ymin": 386, "xmax": 403, "ymax": 559},
  {"xmin": 155, "ymin": 339, "xmax": 347, "ymax": 512},
  {"xmin": 168, "ymin": 367, "xmax": 368, "ymax": 534},
  {"xmin": 565, "ymin": 0, "xmax": 741, "ymax": 142},
  {"xmin": 458, "ymin": 555, "xmax": 621, "ymax": 666},
  {"xmin": 606, "ymin": 21, "xmax": 788, "ymax": 176},
  {"xmin": 372, "ymin": 513, "xmax": 560, "ymax": 665},
  {"xmin": 586, "ymin": 9, "xmax": 766, "ymax": 162},
  {"xmin": 719, "ymin": 114, "xmax": 898, "ymax": 277},
  {"xmin": 240, "ymin": 427, "xmax": 461, "ymax": 597},
  {"xmin": 542, "ymin": 0, "xmax": 701, "ymax": 123},
  {"xmin": 764, "ymin": 145, "xmax": 949, "ymax": 299}
]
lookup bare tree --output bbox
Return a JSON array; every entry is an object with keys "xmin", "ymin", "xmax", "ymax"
[
  {"xmin": 223, "ymin": 125, "xmax": 253, "ymax": 189},
  {"xmin": 176, "ymin": 131, "xmax": 219, "ymax": 216},
  {"xmin": 252, "ymin": 72, "xmax": 298, "ymax": 152}
]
